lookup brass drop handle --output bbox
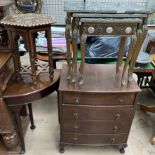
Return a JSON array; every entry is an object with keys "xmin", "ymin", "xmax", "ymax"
[
  {"xmin": 113, "ymin": 126, "xmax": 118, "ymax": 133},
  {"xmin": 119, "ymin": 98, "xmax": 124, "ymax": 103},
  {"xmin": 111, "ymin": 138, "xmax": 116, "ymax": 144},
  {"xmin": 73, "ymin": 137, "xmax": 78, "ymax": 143},
  {"xmin": 73, "ymin": 113, "xmax": 80, "ymax": 119},
  {"xmin": 115, "ymin": 113, "xmax": 121, "ymax": 120},
  {"xmin": 74, "ymin": 125, "xmax": 79, "ymax": 131},
  {"xmin": 75, "ymin": 97, "xmax": 80, "ymax": 104}
]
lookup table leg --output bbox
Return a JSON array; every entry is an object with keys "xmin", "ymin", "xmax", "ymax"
[
  {"xmin": 8, "ymin": 30, "xmax": 21, "ymax": 81},
  {"xmin": 46, "ymin": 27, "xmax": 54, "ymax": 79},
  {"xmin": 128, "ymin": 26, "xmax": 148, "ymax": 83},
  {"xmin": 116, "ymin": 36, "xmax": 127, "ymax": 74},
  {"xmin": 65, "ymin": 13, "xmax": 72, "ymax": 80},
  {"xmin": 72, "ymin": 18, "xmax": 79, "ymax": 83},
  {"xmin": 25, "ymin": 31, "xmax": 37, "ymax": 85},
  {"xmin": 122, "ymin": 35, "xmax": 137, "ymax": 86},
  {"xmin": 12, "ymin": 106, "xmax": 25, "ymax": 154},
  {"xmin": 79, "ymin": 34, "xmax": 87, "ymax": 85},
  {"xmin": 28, "ymin": 103, "xmax": 36, "ymax": 130}
]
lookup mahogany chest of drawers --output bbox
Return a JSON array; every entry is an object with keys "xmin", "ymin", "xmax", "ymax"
[
  {"xmin": 58, "ymin": 64, "xmax": 140, "ymax": 153},
  {"xmin": 0, "ymin": 52, "xmax": 15, "ymax": 132}
]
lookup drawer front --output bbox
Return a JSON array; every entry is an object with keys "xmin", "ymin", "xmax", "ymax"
[
  {"xmin": 63, "ymin": 92, "xmax": 135, "ymax": 105},
  {"xmin": 63, "ymin": 133, "xmax": 128, "ymax": 145},
  {"xmin": 62, "ymin": 120, "xmax": 132, "ymax": 134},
  {"xmin": 0, "ymin": 57, "xmax": 14, "ymax": 92},
  {"xmin": 62, "ymin": 105, "xmax": 134, "ymax": 121},
  {"xmin": 82, "ymin": 23, "xmax": 138, "ymax": 36}
]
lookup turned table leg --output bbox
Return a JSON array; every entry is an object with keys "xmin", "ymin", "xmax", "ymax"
[
  {"xmin": 116, "ymin": 37, "xmax": 127, "ymax": 74},
  {"xmin": 122, "ymin": 35, "xmax": 137, "ymax": 86},
  {"xmin": 45, "ymin": 27, "xmax": 54, "ymax": 79},
  {"xmin": 65, "ymin": 13, "xmax": 72, "ymax": 80},
  {"xmin": 79, "ymin": 34, "xmax": 87, "ymax": 85},
  {"xmin": 128, "ymin": 26, "xmax": 148, "ymax": 83},
  {"xmin": 72, "ymin": 17, "xmax": 79, "ymax": 83}
]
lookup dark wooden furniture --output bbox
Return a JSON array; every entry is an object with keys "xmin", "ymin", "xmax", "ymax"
[
  {"xmin": 58, "ymin": 64, "xmax": 140, "ymax": 153},
  {"xmin": 0, "ymin": 51, "xmax": 19, "ymax": 149},
  {"xmin": 4, "ymin": 70, "xmax": 60, "ymax": 154},
  {"xmin": 64, "ymin": 1, "xmax": 153, "ymax": 85},
  {"xmin": 79, "ymin": 18, "xmax": 144, "ymax": 85},
  {"xmin": 0, "ymin": 1, "xmax": 12, "ymax": 48},
  {"xmin": 0, "ymin": 13, "xmax": 55, "ymax": 85},
  {"xmin": 0, "ymin": 14, "xmax": 60, "ymax": 154}
]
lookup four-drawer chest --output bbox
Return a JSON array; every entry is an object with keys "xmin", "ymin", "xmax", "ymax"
[{"xmin": 58, "ymin": 64, "xmax": 140, "ymax": 153}]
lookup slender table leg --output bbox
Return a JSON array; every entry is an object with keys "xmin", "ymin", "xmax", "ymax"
[
  {"xmin": 79, "ymin": 34, "xmax": 87, "ymax": 85},
  {"xmin": 13, "ymin": 106, "xmax": 25, "ymax": 154},
  {"xmin": 46, "ymin": 26, "xmax": 54, "ymax": 79},
  {"xmin": 28, "ymin": 103, "xmax": 36, "ymax": 130},
  {"xmin": 72, "ymin": 17, "xmax": 79, "ymax": 83},
  {"xmin": 65, "ymin": 13, "xmax": 72, "ymax": 80},
  {"xmin": 25, "ymin": 30, "xmax": 37, "ymax": 85},
  {"xmin": 116, "ymin": 37, "xmax": 127, "ymax": 74},
  {"xmin": 128, "ymin": 26, "xmax": 148, "ymax": 83},
  {"xmin": 121, "ymin": 35, "xmax": 137, "ymax": 86}
]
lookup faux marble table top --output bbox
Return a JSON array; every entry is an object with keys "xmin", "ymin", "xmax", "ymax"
[
  {"xmin": 64, "ymin": 1, "xmax": 155, "ymax": 14},
  {"xmin": 0, "ymin": 13, "xmax": 55, "ymax": 27}
]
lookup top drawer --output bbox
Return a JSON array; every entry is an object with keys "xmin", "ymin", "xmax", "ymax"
[{"xmin": 62, "ymin": 92, "xmax": 135, "ymax": 105}]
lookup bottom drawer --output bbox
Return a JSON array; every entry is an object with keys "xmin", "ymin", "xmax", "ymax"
[{"xmin": 62, "ymin": 133, "xmax": 128, "ymax": 145}]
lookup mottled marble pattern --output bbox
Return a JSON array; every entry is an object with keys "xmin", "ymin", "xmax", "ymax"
[{"xmin": 64, "ymin": 1, "xmax": 153, "ymax": 13}]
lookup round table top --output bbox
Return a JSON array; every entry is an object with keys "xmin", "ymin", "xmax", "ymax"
[{"xmin": 0, "ymin": 13, "xmax": 55, "ymax": 27}]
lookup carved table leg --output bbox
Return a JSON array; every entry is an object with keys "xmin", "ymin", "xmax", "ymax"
[
  {"xmin": 46, "ymin": 26, "xmax": 54, "ymax": 79},
  {"xmin": 65, "ymin": 13, "xmax": 72, "ymax": 80},
  {"xmin": 121, "ymin": 35, "xmax": 137, "ymax": 86},
  {"xmin": 72, "ymin": 17, "xmax": 79, "ymax": 83},
  {"xmin": 116, "ymin": 37, "xmax": 127, "ymax": 74},
  {"xmin": 8, "ymin": 30, "xmax": 21, "ymax": 81},
  {"xmin": 25, "ymin": 31, "xmax": 37, "ymax": 85},
  {"xmin": 128, "ymin": 26, "xmax": 148, "ymax": 83},
  {"xmin": 79, "ymin": 34, "xmax": 87, "ymax": 85}
]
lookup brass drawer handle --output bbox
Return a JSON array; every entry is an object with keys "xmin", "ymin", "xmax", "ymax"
[
  {"xmin": 74, "ymin": 125, "xmax": 79, "ymax": 131},
  {"xmin": 111, "ymin": 138, "xmax": 116, "ymax": 144},
  {"xmin": 113, "ymin": 126, "xmax": 118, "ymax": 133},
  {"xmin": 73, "ymin": 137, "xmax": 78, "ymax": 143},
  {"xmin": 73, "ymin": 113, "xmax": 80, "ymax": 119},
  {"xmin": 75, "ymin": 97, "xmax": 80, "ymax": 104},
  {"xmin": 115, "ymin": 113, "xmax": 121, "ymax": 120},
  {"xmin": 119, "ymin": 99, "xmax": 124, "ymax": 103}
]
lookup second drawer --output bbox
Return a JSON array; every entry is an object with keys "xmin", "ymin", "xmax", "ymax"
[{"xmin": 62, "ymin": 105, "xmax": 134, "ymax": 121}]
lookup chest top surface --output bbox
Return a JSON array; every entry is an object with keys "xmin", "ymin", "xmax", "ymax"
[
  {"xmin": 64, "ymin": 1, "xmax": 154, "ymax": 14},
  {"xmin": 59, "ymin": 64, "xmax": 140, "ymax": 93}
]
